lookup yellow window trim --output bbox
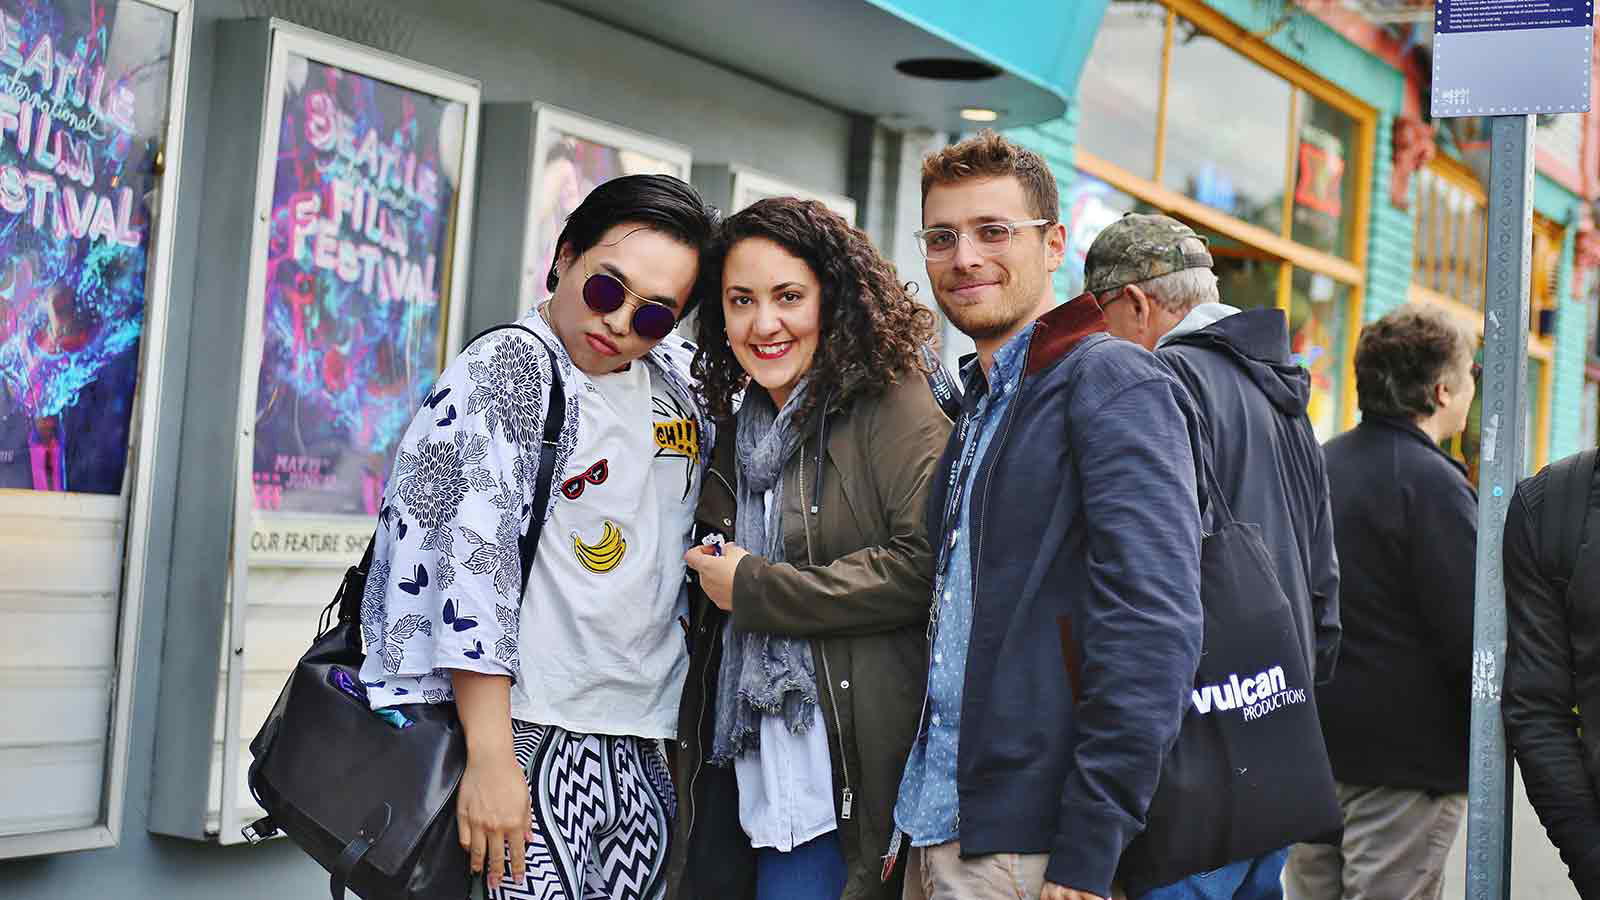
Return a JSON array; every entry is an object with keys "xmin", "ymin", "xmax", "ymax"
[
  {"xmin": 1426, "ymin": 154, "xmax": 1488, "ymax": 203},
  {"xmin": 1077, "ymin": 148, "xmax": 1364, "ymax": 286},
  {"xmin": 1406, "ymin": 284, "xmax": 1556, "ymax": 362},
  {"xmin": 1080, "ymin": 0, "xmax": 1378, "ymax": 433},
  {"xmin": 1160, "ymin": 0, "xmax": 1378, "ymax": 123}
]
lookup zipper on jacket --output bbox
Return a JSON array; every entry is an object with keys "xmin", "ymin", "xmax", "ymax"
[
  {"xmin": 683, "ymin": 618, "xmax": 717, "ymax": 842},
  {"xmin": 799, "ymin": 438, "xmax": 854, "ymax": 820},
  {"xmin": 971, "ymin": 384, "xmax": 1024, "ymax": 607},
  {"xmin": 817, "ymin": 646, "xmax": 853, "ymax": 820}
]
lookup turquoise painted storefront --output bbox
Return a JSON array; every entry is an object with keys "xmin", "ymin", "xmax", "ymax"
[{"xmin": 1013, "ymin": 0, "xmax": 1593, "ymax": 463}]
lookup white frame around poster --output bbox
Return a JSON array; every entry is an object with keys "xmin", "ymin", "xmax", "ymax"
[
  {"xmin": 220, "ymin": 21, "xmax": 481, "ymax": 846},
  {"xmin": 0, "ymin": 0, "xmax": 195, "ymax": 860},
  {"xmin": 518, "ymin": 105, "xmax": 692, "ymax": 311},
  {"xmin": 730, "ymin": 165, "xmax": 858, "ymax": 225}
]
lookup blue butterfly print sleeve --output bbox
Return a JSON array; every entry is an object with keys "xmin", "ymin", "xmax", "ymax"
[{"xmin": 357, "ymin": 326, "xmax": 558, "ymax": 706}]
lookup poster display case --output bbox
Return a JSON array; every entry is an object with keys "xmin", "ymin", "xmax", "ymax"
[
  {"xmin": 692, "ymin": 162, "xmax": 857, "ymax": 226},
  {"xmin": 147, "ymin": 19, "xmax": 479, "ymax": 843},
  {"xmin": 731, "ymin": 165, "xmax": 857, "ymax": 224},
  {"xmin": 517, "ymin": 105, "xmax": 690, "ymax": 311},
  {"xmin": 0, "ymin": 0, "xmax": 193, "ymax": 859}
]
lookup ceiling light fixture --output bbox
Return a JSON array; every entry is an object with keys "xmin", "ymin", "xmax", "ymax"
[
  {"xmin": 960, "ymin": 108, "xmax": 1000, "ymax": 122},
  {"xmin": 895, "ymin": 58, "xmax": 1001, "ymax": 81}
]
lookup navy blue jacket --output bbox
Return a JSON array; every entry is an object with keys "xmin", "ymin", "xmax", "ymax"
[
  {"xmin": 930, "ymin": 298, "xmax": 1203, "ymax": 896},
  {"xmin": 1157, "ymin": 309, "xmax": 1341, "ymax": 683},
  {"xmin": 1319, "ymin": 416, "xmax": 1477, "ymax": 793}
]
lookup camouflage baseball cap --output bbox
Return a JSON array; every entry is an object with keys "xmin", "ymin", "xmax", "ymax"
[{"xmin": 1082, "ymin": 213, "xmax": 1214, "ymax": 295}]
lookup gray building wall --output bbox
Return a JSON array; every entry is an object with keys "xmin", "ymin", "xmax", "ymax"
[{"xmin": 0, "ymin": 0, "xmax": 856, "ymax": 896}]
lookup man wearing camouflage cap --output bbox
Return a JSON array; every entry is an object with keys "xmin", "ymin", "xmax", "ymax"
[{"xmin": 1089, "ymin": 213, "xmax": 1341, "ymax": 900}]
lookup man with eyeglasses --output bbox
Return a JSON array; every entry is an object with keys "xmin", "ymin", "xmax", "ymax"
[
  {"xmin": 360, "ymin": 174, "xmax": 717, "ymax": 900},
  {"xmin": 892, "ymin": 131, "xmax": 1203, "ymax": 900}
]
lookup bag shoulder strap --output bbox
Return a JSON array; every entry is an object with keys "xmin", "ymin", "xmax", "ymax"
[
  {"xmin": 337, "ymin": 323, "xmax": 568, "ymax": 623},
  {"xmin": 1541, "ymin": 447, "xmax": 1599, "ymax": 590}
]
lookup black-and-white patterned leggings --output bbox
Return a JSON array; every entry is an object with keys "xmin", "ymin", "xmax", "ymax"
[{"xmin": 484, "ymin": 721, "xmax": 676, "ymax": 900}]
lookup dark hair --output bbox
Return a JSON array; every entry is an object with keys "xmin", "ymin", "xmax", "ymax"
[
  {"xmin": 692, "ymin": 197, "xmax": 937, "ymax": 424},
  {"xmin": 920, "ymin": 129, "xmax": 1059, "ymax": 222},
  {"xmin": 546, "ymin": 173, "xmax": 720, "ymax": 314},
  {"xmin": 1354, "ymin": 304, "xmax": 1475, "ymax": 420}
]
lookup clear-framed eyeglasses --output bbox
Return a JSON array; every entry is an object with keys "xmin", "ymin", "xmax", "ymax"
[{"xmin": 913, "ymin": 219, "xmax": 1052, "ymax": 261}]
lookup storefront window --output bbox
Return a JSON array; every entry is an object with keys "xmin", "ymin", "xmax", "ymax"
[
  {"xmin": 1412, "ymin": 162, "xmax": 1486, "ymax": 310},
  {"xmin": 1292, "ymin": 93, "xmax": 1357, "ymax": 258},
  {"xmin": 1061, "ymin": 173, "xmax": 1138, "ymax": 297},
  {"xmin": 1163, "ymin": 18, "xmax": 1290, "ymax": 233},
  {"xmin": 1075, "ymin": 1, "xmax": 1166, "ymax": 181},
  {"xmin": 1207, "ymin": 233, "xmax": 1280, "ymax": 311},
  {"xmin": 1290, "ymin": 269, "xmax": 1348, "ymax": 442},
  {"xmin": 1067, "ymin": 0, "xmax": 1371, "ymax": 437},
  {"xmin": 1530, "ymin": 218, "xmax": 1564, "ymax": 340}
]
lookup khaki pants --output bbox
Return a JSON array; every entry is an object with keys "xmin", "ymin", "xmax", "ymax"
[
  {"xmin": 901, "ymin": 841, "xmax": 1050, "ymax": 900},
  {"xmin": 1285, "ymin": 783, "xmax": 1467, "ymax": 900}
]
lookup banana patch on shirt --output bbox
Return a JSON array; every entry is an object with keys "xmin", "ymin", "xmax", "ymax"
[{"xmin": 573, "ymin": 520, "xmax": 627, "ymax": 573}]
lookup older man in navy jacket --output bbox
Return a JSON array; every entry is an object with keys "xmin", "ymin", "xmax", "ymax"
[
  {"xmin": 892, "ymin": 132, "xmax": 1203, "ymax": 900},
  {"xmin": 1094, "ymin": 213, "xmax": 1341, "ymax": 900}
]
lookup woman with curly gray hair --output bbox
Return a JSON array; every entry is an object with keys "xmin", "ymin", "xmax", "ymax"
[
  {"xmin": 666, "ymin": 197, "xmax": 952, "ymax": 900},
  {"xmin": 1288, "ymin": 303, "xmax": 1480, "ymax": 900}
]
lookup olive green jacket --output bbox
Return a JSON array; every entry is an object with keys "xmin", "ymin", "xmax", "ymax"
[{"xmin": 666, "ymin": 371, "xmax": 951, "ymax": 900}]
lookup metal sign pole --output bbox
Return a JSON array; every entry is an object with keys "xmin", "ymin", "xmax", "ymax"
[{"xmin": 1464, "ymin": 113, "xmax": 1534, "ymax": 900}]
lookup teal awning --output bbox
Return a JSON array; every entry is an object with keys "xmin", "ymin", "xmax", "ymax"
[
  {"xmin": 871, "ymin": 0, "xmax": 1110, "ymax": 120},
  {"xmin": 549, "ymin": 0, "xmax": 1110, "ymax": 131}
]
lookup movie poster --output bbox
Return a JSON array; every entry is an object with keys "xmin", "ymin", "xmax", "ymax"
[
  {"xmin": 0, "ymin": 0, "xmax": 175, "ymax": 494},
  {"xmin": 522, "ymin": 111, "xmax": 687, "ymax": 307},
  {"xmin": 250, "ymin": 55, "xmax": 468, "ymax": 517}
]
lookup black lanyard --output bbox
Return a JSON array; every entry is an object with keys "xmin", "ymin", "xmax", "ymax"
[{"xmin": 933, "ymin": 389, "xmax": 989, "ymax": 581}]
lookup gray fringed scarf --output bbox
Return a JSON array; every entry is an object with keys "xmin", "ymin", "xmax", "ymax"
[{"xmin": 708, "ymin": 380, "xmax": 818, "ymax": 765}]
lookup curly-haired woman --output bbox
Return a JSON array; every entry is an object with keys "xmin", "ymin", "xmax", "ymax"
[{"xmin": 665, "ymin": 197, "xmax": 952, "ymax": 900}]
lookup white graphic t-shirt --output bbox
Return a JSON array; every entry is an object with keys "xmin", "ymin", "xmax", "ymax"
[{"xmin": 358, "ymin": 311, "xmax": 704, "ymax": 739}]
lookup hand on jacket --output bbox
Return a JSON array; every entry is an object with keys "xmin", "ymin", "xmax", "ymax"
[{"xmin": 684, "ymin": 543, "xmax": 751, "ymax": 611}]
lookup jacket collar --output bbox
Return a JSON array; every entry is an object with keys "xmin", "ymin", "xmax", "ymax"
[
  {"xmin": 1363, "ymin": 415, "xmax": 1470, "ymax": 478},
  {"xmin": 954, "ymin": 293, "xmax": 1108, "ymax": 389},
  {"xmin": 1023, "ymin": 292, "xmax": 1110, "ymax": 378}
]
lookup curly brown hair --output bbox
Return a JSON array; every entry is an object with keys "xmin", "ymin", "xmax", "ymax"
[
  {"xmin": 692, "ymin": 197, "xmax": 937, "ymax": 425},
  {"xmin": 921, "ymin": 129, "xmax": 1059, "ymax": 223}
]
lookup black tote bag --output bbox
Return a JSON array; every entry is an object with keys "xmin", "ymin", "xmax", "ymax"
[
  {"xmin": 1115, "ymin": 454, "xmax": 1343, "ymax": 897},
  {"xmin": 243, "ymin": 325, "xmax": 565, "ymax": 900}
]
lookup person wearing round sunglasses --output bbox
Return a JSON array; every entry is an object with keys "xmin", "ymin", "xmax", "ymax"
[
  {"xmin": 361, "ymin": 174, "xmax": 719, "ymax": 900},
  {"xmin": 666, "ymin": 197, "xmax": 953, "ymax": 900}
]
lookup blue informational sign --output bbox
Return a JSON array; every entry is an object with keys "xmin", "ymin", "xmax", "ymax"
[{"xmin": 1432, "ymin": 0, "xmax": 1593, "ymax": 117}]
